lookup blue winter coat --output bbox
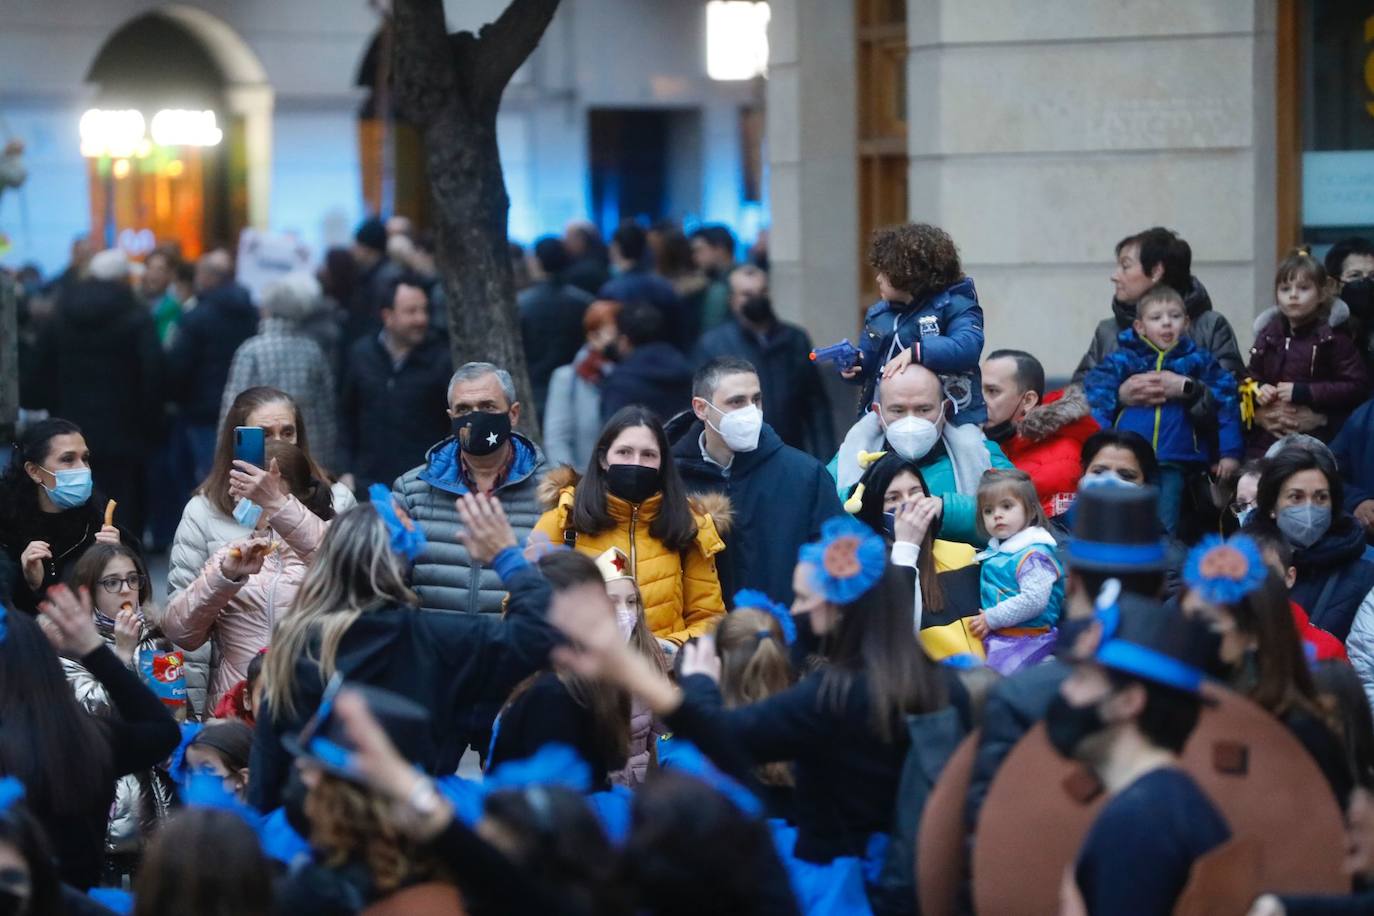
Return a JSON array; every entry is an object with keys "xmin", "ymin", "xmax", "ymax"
[
  {"xmin": 670, "ymin": 418, "xmax": 842, "ymax": 604},
  {"xmin": 850, "ymin": 277, "xmax": 986, "ymax": 425},
  {"xmin": 1330, "ymin": 397, "xmax": 1374, "ymax": 516},
  {"xmin": 1083, "ymin": 330, "xmax": 1243, "ymax": 464}
]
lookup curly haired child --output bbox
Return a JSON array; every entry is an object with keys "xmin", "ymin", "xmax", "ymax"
[{"xmin": 842, "ymin": 223, "xmax": 987, "ymax": 424}]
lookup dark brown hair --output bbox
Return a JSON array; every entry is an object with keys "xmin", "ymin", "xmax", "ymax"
[
  {"xmin": 975, "ymin": 468, "xmax": 1050, "ymax": 541},
  {"xmin": 817, "ymin": 564, "xmax": 948, "ymax": 743},
  {"xmin": 68, "ymin": 542, "xmax": 152, "ymax": 607},
  {"xmin": 265, "ymin": 440, "xmax": 335, "ymax": 522},
  {"xmin": 867, "ymin": 223, "xmax": 962, "ymax": 300},
  {"xmin": 1223, "ymin": 573, "xmax": 1326, "ymax": 722},
  {"xmin": 572, "ymin": 407, "xmax": 699, "ymax": 552},
  {"xmin": 200, "ymin": 387, "xmax": 333, "ymax": 517},
  {"xmin": 132, "ymin": 809, "xmax": 273, "ymax": 916},
  {"xmin": 849, "ymin": 454, "xmax": 945, "ymax": 614},
  {"xmin": 1275, "ymin": 247, "xmax": 1337, "ymax": 306}
]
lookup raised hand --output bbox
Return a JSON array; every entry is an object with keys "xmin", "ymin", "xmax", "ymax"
[
  {"xmin": 37, "ymin": 585, "xmax": 104, "ymax": 658},
  {"xmin": 455, "ymin": 493, "xmax": 517, "ymax": 565},
  {"xmin": 230, "ymin": 458, "xmax": 287, "ymax": 513},
  {"xmin": 113, "ymin": 608, "xmax": 142, "ymax": 665}
]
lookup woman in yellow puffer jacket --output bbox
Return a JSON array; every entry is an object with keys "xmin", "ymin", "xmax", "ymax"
[{"xmin": 534, "ymin": 406, "xmax": 728, "ymax": 649}]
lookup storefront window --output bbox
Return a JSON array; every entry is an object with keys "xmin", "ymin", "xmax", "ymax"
[{"xmin": 1301, "ymin": 5, "xmax": 1374, "ymax": 246}]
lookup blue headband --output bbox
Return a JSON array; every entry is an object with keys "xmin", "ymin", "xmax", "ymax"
[
  {"xmin": 1184, "ymin": 535, "xmax": 1268, "ymax": 606},
  {"xmin": 439, "ymin": 743, "xmax": 593, "ymax": 827},
  {"xmin": 369, "ymin": 484, "xmax": 428, "ymax": 562},
  {"xmin": 732, "ymin": 589, "xmax": 796, "ymax": 645},
  {"xmin": 798, "ymin": 515, "xmax": 888, "ymax": 604}
]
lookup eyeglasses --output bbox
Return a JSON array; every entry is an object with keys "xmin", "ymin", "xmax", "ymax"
[{"xmin": 97, "ymin": 573, "xmax": 146, "ymax": 594}]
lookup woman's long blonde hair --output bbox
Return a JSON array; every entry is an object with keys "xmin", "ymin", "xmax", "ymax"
[{"xmin": 263, "ymin": 505, "xmax": 418, "ymax": 719}]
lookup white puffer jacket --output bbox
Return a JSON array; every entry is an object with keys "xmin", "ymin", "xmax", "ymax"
[{"xmin": 157, "ymin": 482, "xmax": 355, "ymax": 717}]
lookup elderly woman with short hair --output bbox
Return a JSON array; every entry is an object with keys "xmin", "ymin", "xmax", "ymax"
[{"xmin": 219, "ymin": 272, "xmax": 340, "ymax": 470}]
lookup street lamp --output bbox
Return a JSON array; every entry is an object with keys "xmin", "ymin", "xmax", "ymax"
[{"xmin": 706, "ymin": 1, "xmax": 770, "ymax": 81}]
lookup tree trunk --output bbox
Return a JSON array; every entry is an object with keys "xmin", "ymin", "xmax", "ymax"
[{"xmin": 391, "ymin": 0, "xmax": 560, "ymax": 439}]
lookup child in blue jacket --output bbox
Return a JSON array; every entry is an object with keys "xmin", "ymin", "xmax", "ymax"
[
  {"xmin": 840, "ymin": 224, "xmax": 986, "ymax": 425},
  {"xmin": 1084, "ymin": 285, "xmax": 1242, "ymax": 534}
]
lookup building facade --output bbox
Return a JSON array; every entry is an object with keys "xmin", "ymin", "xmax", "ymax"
[
  {"xmin": 769, "ymin": 0, "xmax": 1362, "ymax": 379},
  {"xmin": 0, "ymin": 0, "xmax": 761, "ymax": 274}
]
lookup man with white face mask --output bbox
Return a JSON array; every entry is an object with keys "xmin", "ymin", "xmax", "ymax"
[
  {"xmin": 669, "ymin": 357, "xmax": 842, "ymax": 604},
  {"xmin": 831, "ymin": 362, "xmax": 1014, "ymax": 545}
]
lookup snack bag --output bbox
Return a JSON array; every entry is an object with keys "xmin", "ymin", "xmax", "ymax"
[{"xmin": 139, "ymin": 640, "xmax": 189, "ymax": 723}]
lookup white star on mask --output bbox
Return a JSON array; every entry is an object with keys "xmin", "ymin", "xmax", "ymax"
[{"xmin": 486, "ymin": 432, "xmax": 499, "ymax": 446}]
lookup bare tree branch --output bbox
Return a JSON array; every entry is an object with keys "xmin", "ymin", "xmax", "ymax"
[
  {"xmin": 390, "ymin": 0, "xmax": 457, "ymax": 124},
  {"xmin": 471, "ymin": 0, "xmax": 560, "ymax": 116}
]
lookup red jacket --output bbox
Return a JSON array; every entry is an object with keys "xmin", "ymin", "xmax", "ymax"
[
  {"xmin": 1000, "ymin": 387, "xmax": 1100, "ymax": 517},
  {"xmin": 1292, "ymin": 600, "xmax": 1348, "ymax": 663}
]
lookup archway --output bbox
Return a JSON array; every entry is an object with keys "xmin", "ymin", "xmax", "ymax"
[{"xmin": 82, "ymin": 6, "xmax": 272, "ymax": 258}]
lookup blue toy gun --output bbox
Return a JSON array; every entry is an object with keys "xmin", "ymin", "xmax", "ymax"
[{"xmin": 810, "ymin": 339, "xmax": 862, "ymax": 371}]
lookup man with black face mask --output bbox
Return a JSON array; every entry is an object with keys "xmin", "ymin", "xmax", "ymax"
[
  {"xmin": 693, "ymin": 264, "xmax": 835, "ymax": 457},
  {"xmin": 1325, "ymin": 235, "xmax": 1374, "ymax": 368},
  {"xmin": 981, "ymin": 350, "xmax": 1099, "ymax": 518},
  {"xmin": 966, "ymin": 483, "xmax": 1172, "ymax": 831},
  {"xmin": 392, "ymin": 361, "xmax": 547, "ymax": 618},
  {"xmin": 1049, "ymin": 587, "xmax": 1229, "ymax": 915}
]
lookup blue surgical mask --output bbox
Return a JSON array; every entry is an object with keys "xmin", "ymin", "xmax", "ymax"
[
  {"xmin": 233, "ymin": 498, "xmax": 263, "ymax": 530},
  {"xmin": 40, "ymin": 466, "xmax": 93, "ymax": 509},
  {"xmin": 1233, "ymin": 506, "xmax": 1255, "ymax": 529}
]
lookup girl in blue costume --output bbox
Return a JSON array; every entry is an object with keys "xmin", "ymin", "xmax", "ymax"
[{"xmin": 551, "ymin": 515, "xmax": 962, "ymax": 916}]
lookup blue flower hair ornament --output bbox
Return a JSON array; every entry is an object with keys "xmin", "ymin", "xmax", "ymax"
[
  {"xmin": 438, "ymin": 743, "xmax": 593, "ymax": 828},
  {"xmin": 0, "ymin": 599, "xmax": 7, "ymax": 644},
  {"xmin": 1184, "ymin": 535, "xmax": 1268, "ymax": 606},
  {"xmin": 0, "ymin": 776, "xmax": 24, "ymax": 816},
  {"xmin": 369, "ymin": 483, "xmax": 428, "ymax": 562},
  {"xmin": 798, "ymin": 515, "xmax": 887, "ymax": 605},
  {"xmin": 732, "ymin": 589, "xmax": 796, "ymax": 645},
  {"xmin": 166, "ymin": 722, "xmax": 204, "ymax": 785}
]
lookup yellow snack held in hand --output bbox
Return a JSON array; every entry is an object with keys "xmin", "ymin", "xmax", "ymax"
[{"xmin": 104, "ymin": 499, "xmax": 117, "ymax": 527}]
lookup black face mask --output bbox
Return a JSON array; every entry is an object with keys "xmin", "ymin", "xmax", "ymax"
[
  {"xmin": 1044, "ymin": 692, "xmax": 1108, "ymax": 760},
  {"xmin": 1055, "ymin": 616, "xmax": 1095, "ymax": 658},
  {"xmin": 983, "ymin": 418, "xmax": 1016, "ymax": 443},
  {"xmin": 1343, "ymin": 277, "xmax": 1374, "ymax": 318},
  {"xmin": 452, "ymin": 410, "xmax": 511, "ymax": 457},
  {"xmin": 740, "ymin": 295, "xmax": 775, "ymax": 325},
  {"xmin": 604, "ymin": 463, "xmax": 661, "ymax": 504},
  {"xmin": 601, "ymin": 342, "xmax": 621, "ymax": 362}
]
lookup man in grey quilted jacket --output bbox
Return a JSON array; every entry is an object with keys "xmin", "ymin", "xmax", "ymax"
[{"xmin": 392, "ymin": 362, "xmax": 547, "ymax": 615}]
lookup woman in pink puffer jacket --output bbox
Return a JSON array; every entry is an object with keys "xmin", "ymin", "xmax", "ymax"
[{"xmin": 161, "ymin": 441, "xmax": 335, "ymax": 713}]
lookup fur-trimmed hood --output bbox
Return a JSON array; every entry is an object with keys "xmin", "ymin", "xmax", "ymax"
[
  {"xmin": 1018, "ymin": 386, "xmax": 1093, "ymax": 442},
  {"xmin": 536, "ymin": 464, "xmax": 733, "ymax": 533},
  {"xmin": 1253, "ymin": 298, "xmax": 1350, "ymax": 337}
]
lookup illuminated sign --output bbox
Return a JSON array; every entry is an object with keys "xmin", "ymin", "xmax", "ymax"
[
  {"xmin": 706, "ymin": 1, "xmax": 770, "ymax": 81},
  {"xmin": 79, "ymin": 108, "xmax": 223, "ymax": 158}
]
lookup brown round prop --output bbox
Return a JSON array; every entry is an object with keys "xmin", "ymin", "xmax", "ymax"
[{"xmin": 915, "ymin": 729, "xmax": 980, "ymax": 916}]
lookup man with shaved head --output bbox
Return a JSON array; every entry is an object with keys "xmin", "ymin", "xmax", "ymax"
[{"xmin": 831, "ymin": 362, "xmax": 1013, "ymax": 545}]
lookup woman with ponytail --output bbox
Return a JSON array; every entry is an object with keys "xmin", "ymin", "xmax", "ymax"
[{"xmin": 161, "ymin": 440, "xmax": 336, "ymax": 712}]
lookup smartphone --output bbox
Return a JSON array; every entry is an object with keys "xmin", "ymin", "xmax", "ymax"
[{"xmin": 234, "ymin": 426, "xmax": 266, "ymax": 469}]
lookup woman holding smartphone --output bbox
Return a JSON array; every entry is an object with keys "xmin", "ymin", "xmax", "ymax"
[{"xmin": 160, "ymin": 386, "xmax": 354, "ymax": 715}]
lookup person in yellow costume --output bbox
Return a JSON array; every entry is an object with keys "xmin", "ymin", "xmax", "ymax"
[{"xmin": 535, "ymin": 406, "xmax": 728, "ymax": 652}]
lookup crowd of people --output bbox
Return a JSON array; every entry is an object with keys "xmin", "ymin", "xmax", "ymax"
[{"xmin": 2, "ymin": 217, "xmax": 1374, "ymax": 914}]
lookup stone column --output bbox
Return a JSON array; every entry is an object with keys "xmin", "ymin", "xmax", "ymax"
[
  {"xmin": 766, "ymin": 0, "xmax": 860, "ymax": 348},
  {"xmin": 906, "ymin": 0, "xmax": 1278, "ymax": 378}
]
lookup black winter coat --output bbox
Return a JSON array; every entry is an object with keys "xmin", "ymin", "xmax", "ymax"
[
  {"xmin": 168, "ymin": 282, "xmax": 259, "ymax": 424},
  {"xmin": 338, "ymin": 332, "xmax": 453, "ymax": 492},
  {"xmin": 27, "ymin": 279, "xmax": 164, "ymax": 458},
  {"xmin": 518, "ymin": 281, "xmax": 593, "ymax": 411},
  {"xmin": 693, "ymin": 319, "xmax": 836, "ymax": 458},
  {"xmin": 248, "ymin": 563, "xmax": 557, "ymax": 812},
  {"xmin": 1285, "ymin": 517, "xmax": 1374, "ymax": 641},
  {"xmin": 669, "ymin": 418, "xmax": 842, "ymax": 604},
  {"xmin": 600, "ymin": 342, "xmax": 693, "ymax": 424}
]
